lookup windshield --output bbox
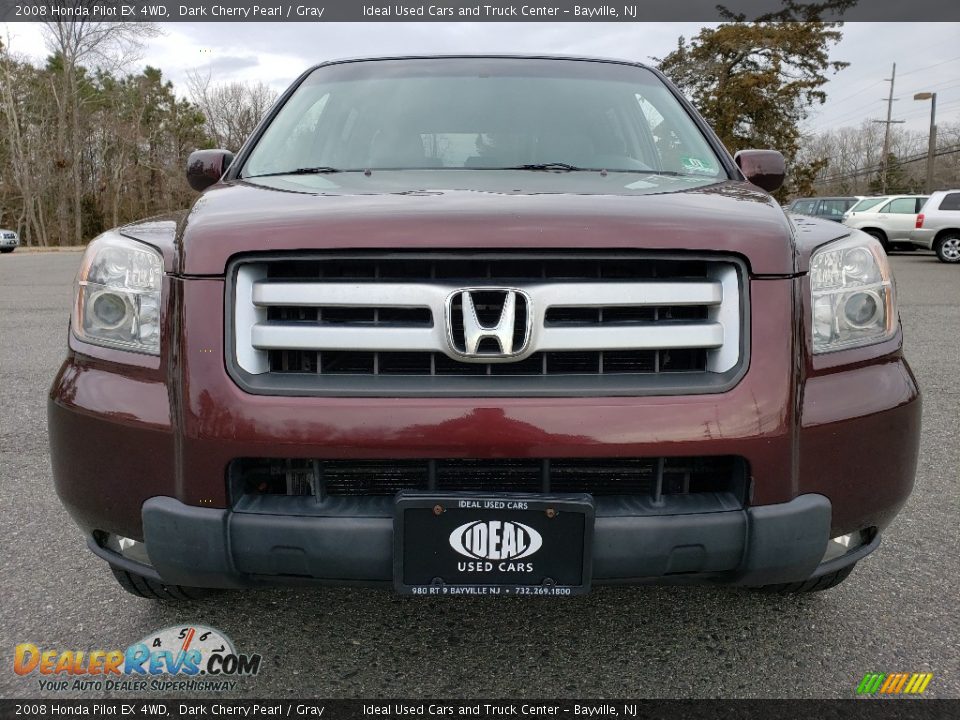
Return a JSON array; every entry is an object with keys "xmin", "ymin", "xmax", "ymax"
[
  {"xmin": 243, "ymin": 58, "xmax": 726, "ymax": 181},
  {"xmin": 849, "ymin": 197, "xmax": 887, "ymax": 213}
]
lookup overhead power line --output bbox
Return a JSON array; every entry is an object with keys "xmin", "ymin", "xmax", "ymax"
[
  {"xmin": 813, "ymin": 145, "xmax": 960, "ymax": 186},
  {"xmin": 897, "ymin": 55, "xmax": 960, "ymax": 78}
]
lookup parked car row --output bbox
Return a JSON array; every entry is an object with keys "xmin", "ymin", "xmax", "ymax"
[
  {"xmin": 843, "ymin": 194, "xmax": 928, "ymax": 252},
  {"xmin": 787, "ymin": 191, "xmax": 960, "ymax": 263}
]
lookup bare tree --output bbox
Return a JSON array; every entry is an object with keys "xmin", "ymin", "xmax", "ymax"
[
  {"xmin": 40, "ymin": 17, "xmax": 158, "ymax": 244},
  {"xmin": 797, "ymin": 119, "xmax": 960, "ymax": 195},
  {"xmin": 0, "ymin": 40, "xmax": 50, "ymax": 246},
  {"xmin": 186, "ymin": 68, "xmax": 276, "ymax": 151}
]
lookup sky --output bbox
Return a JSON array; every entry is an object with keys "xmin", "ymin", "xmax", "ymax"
[{"xmin": 2, "ymin": 21, "xmax": 958, "ymax": 134}]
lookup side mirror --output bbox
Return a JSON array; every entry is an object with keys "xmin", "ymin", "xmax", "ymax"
[
  {"xmin": 186, "ymin": 149, "xmax": 235, "ymax": 192},
  {"xmin": 734, "ymin": 150, "xmax": 786, "ymax": 192}
]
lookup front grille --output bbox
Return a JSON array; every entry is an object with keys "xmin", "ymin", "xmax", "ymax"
[
  {"xmin": 229, "ymin": 253, "xmax": 745, "ymax": 396},
  {"xmin": 280, "ymin": 348, "xmax": 707, "ymax": 376},
  {"xmin": 231, "ymin": 456, "xmax": 746, "ymax": 501}
]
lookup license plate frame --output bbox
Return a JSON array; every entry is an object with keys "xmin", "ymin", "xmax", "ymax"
[{"xmin": 394, "ymin": 492, "xmax": 594, "ymax": 596}]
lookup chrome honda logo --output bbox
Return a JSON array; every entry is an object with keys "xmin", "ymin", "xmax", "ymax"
[
  {"xmin": 445, "ymin": 288, "xmax": 532, "ymax": 361},
  {"xmin": 449, "ymin": 520, "xmax": 543, "ymax": 561}
]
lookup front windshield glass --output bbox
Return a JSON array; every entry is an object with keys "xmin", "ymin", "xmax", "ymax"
[
  {"xmin": 849, "ymin": 197, "xmax": 887, "ymax": 213},
  {"xmin": 243, "ymin": 58, "xmax": 726, "ymax": 181}
]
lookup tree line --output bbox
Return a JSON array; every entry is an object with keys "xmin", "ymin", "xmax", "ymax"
[
  {"xmin": 800, "ymin": 120, "xmax": 960, "ymax": 195},
  {"xmin": 0, "ymin": 22, "xmax": 274, "ymax": 247}
]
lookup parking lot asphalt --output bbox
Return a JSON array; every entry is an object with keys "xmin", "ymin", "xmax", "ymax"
[{"xmin": 0, "ymin": 249, "xmax": 957, "ymax": 700}]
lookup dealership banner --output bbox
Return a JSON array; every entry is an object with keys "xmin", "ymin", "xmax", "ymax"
[
  {"xmin": 2, "ymin": 0, "xmax": 960, "ymax": 22},
  {"xmin": 1, "ymin": 700, "xmax": 958, "ymax": 719}
]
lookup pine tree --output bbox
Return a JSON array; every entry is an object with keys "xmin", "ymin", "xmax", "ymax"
[{"xmin": 657, "ymin": 1, "xmax": 854, "ymax": 200}]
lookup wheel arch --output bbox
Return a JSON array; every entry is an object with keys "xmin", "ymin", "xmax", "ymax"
[
  {"xmin": 933, "ymin": 227, "xmax": 960, "ymax": 243},
  {"xmin": 861, "ymin": 226, "xmax": 888, "ymax": 241}
]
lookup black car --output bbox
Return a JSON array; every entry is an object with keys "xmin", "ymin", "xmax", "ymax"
[{"xmin": 787, "ymin": 196, "xmax": 862, "ymax": 222}]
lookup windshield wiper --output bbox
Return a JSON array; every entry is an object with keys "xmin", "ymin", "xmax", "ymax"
[
  {"xmin": 497, "ymin": 162, "xmax": 586, "ymax": 172},
  {"xmin": 484, "ymin": 164, "xmax": 683, "ymax": 174},
  {"xmin": 245, "ymin": 166, "xmax": 343, "ymax": 178}
]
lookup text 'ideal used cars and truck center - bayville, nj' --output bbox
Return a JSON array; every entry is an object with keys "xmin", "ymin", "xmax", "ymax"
[{"xmin": 32, "ymin": 3, "xmax": 641, "ymax": 19}]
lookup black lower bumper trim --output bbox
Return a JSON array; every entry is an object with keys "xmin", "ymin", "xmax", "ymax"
[{"xmin": 115, "ymin": 493, "xmax": 859, "ymax": 590}]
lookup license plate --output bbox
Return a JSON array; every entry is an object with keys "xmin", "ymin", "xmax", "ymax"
[{"xmin": 394, "ymin": 493, "xmax": 594, "ymax": 596}]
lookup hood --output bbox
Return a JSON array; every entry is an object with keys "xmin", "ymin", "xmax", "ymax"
[{"xmin": 120, "ymin": 173, "xmax": 851, "ymax": 276}]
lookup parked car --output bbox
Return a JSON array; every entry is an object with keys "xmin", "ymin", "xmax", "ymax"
[
  {"xmin": 913, "ymin": 190, "xmax": 960, "ymax": 263},
  {"xmin": 787, "ymin": 196, "xmax": 862, "ymax": 222},
  {"xmin": 0, "ymin": 229, "xmax": 19, "ymax": 253},
  {"xmin": 842, "ymin": 195, "xmax": 928, "ymax": 252},
  {"xmin": 48, "ymin": 56, "xmax": 920, "ymax": 601}
]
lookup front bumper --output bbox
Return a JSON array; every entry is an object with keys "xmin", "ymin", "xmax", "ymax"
[{"xmin": 88, "ymin": 492, "xmax": 873, "ymax": 589}]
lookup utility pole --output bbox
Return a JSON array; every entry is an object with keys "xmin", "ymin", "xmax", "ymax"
[
  {"xmin": 914, "ymin": 92, "xmax": 938, "ymax": 192},
  {"xmin": 873, "ymin": 63, "xmax": 905, "ymax": 193}
]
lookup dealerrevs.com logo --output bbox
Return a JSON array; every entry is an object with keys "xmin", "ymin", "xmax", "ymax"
[
  {"xmin": 13, "ymin": 625, "xmax": 261, "ymax": 693},
  {"xmin": 449, "ymin": 520, "xmax": 543, "ymax": 572}
]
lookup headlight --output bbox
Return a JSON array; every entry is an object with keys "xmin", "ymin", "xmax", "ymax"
[
  {"xmin": 810, "ymin": 234, "xmax": 896, "ymax": 354},
  {"xmin": 72, "ymin": 233, "xmax": 163, "ymax": 355}
]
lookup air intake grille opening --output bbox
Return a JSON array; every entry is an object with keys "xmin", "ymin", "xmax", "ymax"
[{"xmin": 231, "ymin": 456, "xmax": 747, "ymax": 503}]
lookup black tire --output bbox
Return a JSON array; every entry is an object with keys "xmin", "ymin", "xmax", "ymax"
[
  {"xmin": 863, "ymin": 229, "xmax": 889, "ymax": 253},
  {"xmin": 0, "ymin": 248, "xmax": 13, "ymax": 254},
  {"xmin": 934, "ymin": 233, "xmax": 960, "ymax": 263},
  {"xmin": 110, "ymin": 566, "xmax": 219, "ymax": 601},
  {"xmin": 753, "ymin": 564, "xmax": 855, "ymax": 594}
]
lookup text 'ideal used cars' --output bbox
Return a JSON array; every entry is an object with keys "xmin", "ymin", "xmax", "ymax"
[{"xmin": 48, "ymin": 56, "xmax": 921, "ymax": 600}]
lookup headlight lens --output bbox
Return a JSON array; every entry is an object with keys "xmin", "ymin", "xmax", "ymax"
[
  {"xmin": 810, "ymin": 235, "xmax": 896, "ymax": 353},
  {"xmin": 72, "ymin": 234, "xmax": 163, "ymax": 354}
]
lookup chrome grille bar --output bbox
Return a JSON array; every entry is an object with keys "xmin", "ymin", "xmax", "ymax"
[
  {"xmin": 250, "ymin": 320, "xmax": 724, "ymax": 353},
  {"xmin": 251, "ymin": 280, "xmax": 722, "ymax": 309},
  {"xmin": 243, "ymin": 279, "xmax": 728, "ymax": 357},
  {"xmin": 252, "ymin": 282, "xmax": 438, "ymax": 308},
  {"xmin": 252, "ymin": 324, "xmax": 443, "ymax": 352},
  {"xmin": 535, "ymin": 323, "xmax": 723, "ymax": 352}
]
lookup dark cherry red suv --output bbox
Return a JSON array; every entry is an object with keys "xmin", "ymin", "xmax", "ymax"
[{"xmin": 49, "ymin": 56, "xmax": 920, "ymax": 600}]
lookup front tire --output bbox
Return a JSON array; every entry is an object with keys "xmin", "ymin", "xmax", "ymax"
[
  {"xmin": 110, "ymin": 566, "xmax": 220, "ymax": 601},
  {"xmin": 863, "ymin": 229, "xmax": 889, "ymax": 253},
  {"xmin": 934, "ymin": 234, "xmax": 960, "ymax": 263},
  {"xmin": 753, "ymin": 564, "xmax": 855, "ymax": 594},
  {"xmin": 0, "ymin": 248, "xmax": 14, "ymax": 254}
]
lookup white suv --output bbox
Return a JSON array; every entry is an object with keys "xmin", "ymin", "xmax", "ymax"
[
  {"xmin": 914, "ymin": 190, "xmax": 960, "ymax": 263},
  {"xmin": 842, "ymin": 195, "xmax": 927, "ymax": 253}
]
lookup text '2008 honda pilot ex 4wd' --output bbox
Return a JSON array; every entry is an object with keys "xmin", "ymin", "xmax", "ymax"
[{"xmin": 49, "ymin": 56, "xmax": 921, "ymax": 600}]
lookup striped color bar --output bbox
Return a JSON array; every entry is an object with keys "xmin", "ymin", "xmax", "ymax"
[{"xmin": 857, "ymin": 673, "xmax": 934, "ymax": 695}]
